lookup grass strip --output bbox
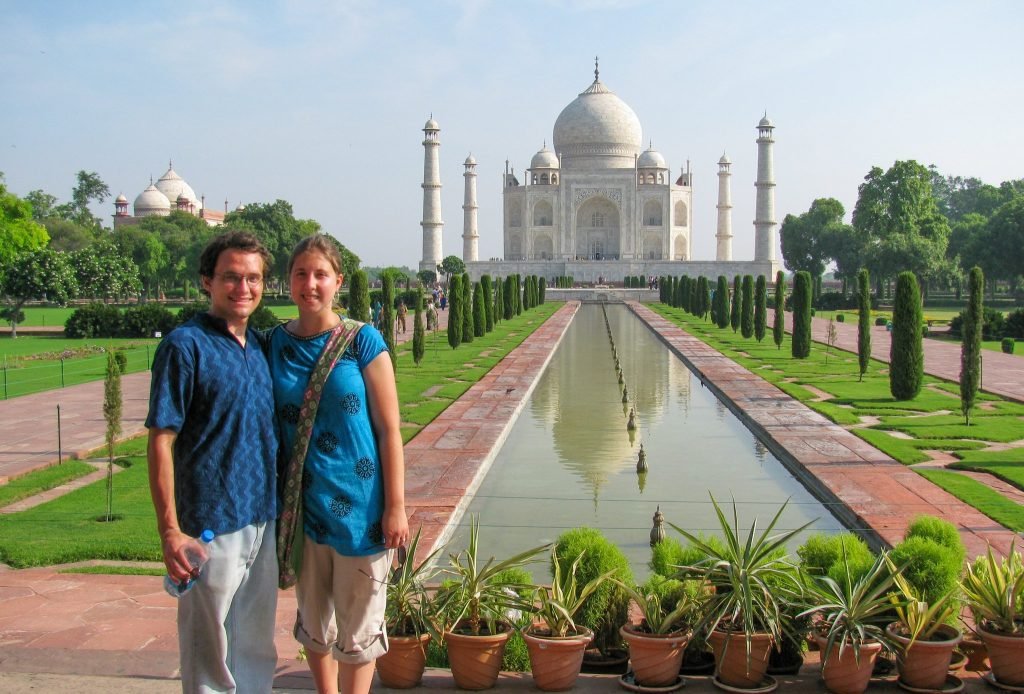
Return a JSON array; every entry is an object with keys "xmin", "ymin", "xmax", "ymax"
[
  {"xmin": 914, "ymin": 468, "xmax": 1024, "ymax": 533},
  {"xmin": 0, "ymin": 461, "xmax": 96, "ymax": 508}
]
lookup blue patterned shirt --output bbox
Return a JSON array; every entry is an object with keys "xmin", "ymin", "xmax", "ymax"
[
  {"xmin": 146, "ymin": 312, "xmax": 278, "ymax": 537},
  {"xmin": 269, "ymin": 322, "xmax": 388, "ymax": 556}
]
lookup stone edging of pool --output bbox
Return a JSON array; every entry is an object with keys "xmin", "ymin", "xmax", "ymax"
[{"xmin": 627, "ymin": 301, "xmax": 1018, "ymax": 559}]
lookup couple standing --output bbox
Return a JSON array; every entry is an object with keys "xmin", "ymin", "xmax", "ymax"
[{"xmin": 146, "ymin": 230, "xmax": 408, "ymax": 694}]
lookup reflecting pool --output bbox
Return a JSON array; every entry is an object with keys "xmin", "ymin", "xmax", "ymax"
[{"xmin": 444, "ymin": 303, "xmax": 846, "ymax": 579}]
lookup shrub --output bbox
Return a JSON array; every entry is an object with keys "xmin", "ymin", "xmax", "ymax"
[
  {"xmin": 121, "ymin": 303, "xmax": 176, "ymax": 338},
  {"xmin": 815, "ymin": 291, "xmax": 857, "ymax": 311},
  {"xmin": 905, "ymin": 515, "xmax": 966, "ymax": 566},
  {"xmin": 950, "ymin": 306, "xmax": 1006, "ymax": 339},
  {"xmin": 836, "ymin": 313, "xmax": 845, "ymax": 323},
  {"xmin": 797, "ymin": 531, "xmax": 874, "ymax": 577},
  {"xmin": 1005, "ymin": 308, "xmax": 1024, "ymax": 339},
  {"xmin": 889, "ymin": 536, "xmax": 962, "ymax": 610},
  {"xmin": 875, "ymin": 316, "xmax": 889, "ymax": 326},
  {"xmin": 553, "ymin": 527, "xmax": 633, "ymax": 656},
  {"xmin": 247, "ymin": 303, "xmax": 282, "ymax": 331},
  {"xmin": 494, "ymin": 567, "xmax": 533, "ymax": 671},
  {"xmin": 176, "ymin": 300, "xmax": 209, "ymax": 326},
  {"xmin": 65, "ymin": 303, "xmax": 123, "ymax": 338},
  {"xmin": 649, "ymin": 534, "xmax": 727, "ymax": 578},
  {"xmin": 1002, "ymin": 338, "xmax": 1015, "ymax": 354}
]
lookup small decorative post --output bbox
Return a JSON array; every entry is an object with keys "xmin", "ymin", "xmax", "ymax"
[
  {"xmin": 60, "ymin": 358, "xmax": 65, "ymax": 388},
  {"xmin": 627, "ymin": 407, "xmax": 637, "ymax": 430},
  {"xmin": 57, "ymin": 404, "xmax": 62, "ymax": 464},
  {"xmin": 621, "ymin": 386, "xmax": 629, "ymax": 403},
  {"xmin": 650, "ymin": 506, "xmax": 666, "ymax": 546},
  {"xmin": 637, "ymin": 444, "xmax": 648, "ymax": 472}
]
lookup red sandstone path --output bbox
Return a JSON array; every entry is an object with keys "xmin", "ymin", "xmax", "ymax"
[{"xmin": 0, "ymin": 302, "xmax": 1019, "ymax": 691}]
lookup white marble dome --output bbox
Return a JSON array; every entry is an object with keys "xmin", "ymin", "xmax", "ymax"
[
  {"xmin": 133, "ymin": 184, "xmax": 171, "ymax": 216},
  {"xmin": 155, "ymin": 166, "xmax": 201, "ymax": 210},
  {"xmin": 759, "ymin": 114, "xmax": 773, "ymax": 128},
  {"xmin": 464, "ymin": 154, "xmax": 476, "ymax": 166},
  {"xmin": 115, "ymin": 192, "xmax": 128, "ymax": 203},
  {"xmin": 530, "ymin": 144, "xmax": 559, "ymax": 170},
  {"xmin": 553, "ymin": 78, "xmax": 642, "ymax": 170},
  {"xmin": 424, "ymin": 117, "xmax": 439, "ymax": 131},
  {"xmin": 637, "ymin": 145, "xmax": 666, "ymax": 169}
]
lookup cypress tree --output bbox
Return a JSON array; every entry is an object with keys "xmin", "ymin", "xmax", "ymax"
[
  {"xmin": 103, "ymin": 350, "xmax": 122, "ymax": 522},
  {"xmin": 703, "ymin": 277, "xmax": 712, "ymax": 319},
  {"xmin": 960, "ymin": 266, "xmax": 984, "ymax": 424},
  {"xmin": 539, "ymin": 276, "xmax": 546, "ymax": 304},
  {"xmin": 413, "ymin": 288, "xmax": 425, "ymax": 365},
  {"xmin": 689, "ymin": 277, "xmax": 699, "ymax": 315},
  {"xmin": 472, "ymin": 281, "xmax": 486, "ymax": 337},
  {"xmin": 447, "ymin": 274, "xmax": 462, "ymax": 349},
  {"xmin": 730, "ymin": 276, "xmax": 741, "ymax": 332},
  {"xmin": 715, "ymin": 276, "xmax": 729, "ymax": 328},
  {"xmin": 381, "ymin": 275, "xmax": 397, "ymax": 367},
  {"xmin": 671, "ymin": 276, "xmax": 681, "ymax": 308},
  {"xmin": 773, "ymin": 270, "xmax": 786, "ymax": 350},
  {"xmin": 890, "ymin": 271, "xmax": 923, "ymax": 400},
  {"xmin": 481, "ymin": 274, "xmax": 494, "ymax": 332},
  {"xmin": 503, "ymin": 275, "xmax": 514, "ymax": 319},
  {"xmin": 857, "ymin": 268, "xmax": 871, "ymax": 381},
  {"xmin": 348, "ymin": 269, "xmax": 370, "ymax": 322},
  {"xmin": 494, "ymin": 277, "xmax": 503, "ymax": 323},
  {"xmin": 792, "ymin": 271, "xmax": 812, "ymax": 359},
  {"xmin": 461, "ymin": 272, "xmax": 474, "ymax": 343},
  {"xmin": 741, "ymin": 275, "xmax": 754, "ymax": 338},
  {"xmin": 754, "ymin": 275, "xmax": 767, "ymax": 342}
]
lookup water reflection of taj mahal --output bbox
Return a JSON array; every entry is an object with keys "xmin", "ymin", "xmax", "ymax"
[{"xmin": 420, "ymin": 60, "xmax": 781, "ymax": 284}]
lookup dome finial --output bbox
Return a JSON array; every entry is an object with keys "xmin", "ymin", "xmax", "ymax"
[
  {"xmin": 594, "ymin": 55, "xmax": 599, "ymax": 82},
  {"xmin": 168, "ymin": 159, "xmax": 173, "ymax": 169}
]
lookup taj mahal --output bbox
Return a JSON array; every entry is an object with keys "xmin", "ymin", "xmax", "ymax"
[{"xmin": 420, "ymin": 62, "xmax": 780, "ymax": 284}]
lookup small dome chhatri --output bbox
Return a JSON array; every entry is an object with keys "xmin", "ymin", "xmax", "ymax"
[
  {"xmin": 530, "ymin": 142, "xmax": 559, "ymax": 170},
  {"xmin": 637, "ymin": 143, "xmax": 666, "ymax": 169}
]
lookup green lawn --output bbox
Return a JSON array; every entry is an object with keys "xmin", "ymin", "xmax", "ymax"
[
  {"xmin": 0, "ymin": 303, "xmax": 562, "ymax": 568},
  {"xmin": 0, "ymin": 337, "xmax": 160, "ymax": 399},
  {"xmin": 0, "ymin": 460, "xmax": 96, "ymax": 508},
  {"xmin": 649, "ymin": 303, "xmax": 1024, "ymax": 530}
]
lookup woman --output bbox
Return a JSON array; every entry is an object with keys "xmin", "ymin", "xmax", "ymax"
[{"xmin": 269, "ymin": 234, "xmax": 408, "ymax": 694}]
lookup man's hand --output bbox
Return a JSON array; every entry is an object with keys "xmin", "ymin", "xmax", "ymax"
[{"xmin": 162, "ymin": 529, "xmax": 204, "ymax": 583}]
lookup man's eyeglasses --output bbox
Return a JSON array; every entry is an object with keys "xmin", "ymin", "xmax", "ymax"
[{"xmin": 215, "ymin": 272, "xmax": 263, "ymax": 287}]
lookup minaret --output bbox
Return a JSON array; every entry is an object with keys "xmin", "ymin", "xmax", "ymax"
[
  {"xmin": 462, "ymin": 154, "xmax": 479, "ymax": 262},
  {"xmin": 420, "ymin": 116, "xmax": 444, "ymax": 271},
  {"xmin": 716, "ymin": 153, "xmax": 733, "ymax": 261},
  {"xmin": 754, "ymin": 114, "xmax": 776, "ymax": 262}
]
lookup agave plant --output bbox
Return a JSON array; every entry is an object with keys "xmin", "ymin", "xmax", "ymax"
[
  {"xmin": 435, "ymin": 515, "xmax": 550, "ymax": 636},
  {"xmin": 531, "ymin": 546, "xmax": 617, "ymax": 638},
  {"xmin": 886, "ymin": 554, "xmax": 960, "ymax": 644},
  {"xmin": 385, "ymin": 527, "xmax": 445, "ymax": 638},
  {"xmin": 615, "ymin": 575, "xmax": 703, "ymax": 635},
  {"xmin": 671, "ymin": 495, "xmax": 812, "ymax": 648},
  {"xmin": 960, "ymin": 542, "xmax": 1024, "ymax": 636},
  {"xmin": 799, "ymin": 549, "xmax": 901, "ymax": 660}
]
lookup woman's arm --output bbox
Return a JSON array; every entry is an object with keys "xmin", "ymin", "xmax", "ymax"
[{"xmin": 363, "ymin": 352, "xmax": 409, "ymax": 549}]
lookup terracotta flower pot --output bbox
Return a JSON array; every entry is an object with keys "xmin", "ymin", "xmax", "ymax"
[
  {"xmin": 376, "ymin": 632, "xmax": 430, "ymax": 689},
  {"xmin": 443, "ymin": 621, "xmax": 512, "ymax": 690},
  {"xmin": 958, "ymin": 636, "xmax": 989, "ymax": 672},
  {"xmin": 523, "ymin": 625, "xmax": 593, "ymax": 692},
  {"xmin": 815, "ymin": 635, "xmax": 883, "ymax": 694},
  {"xmin": 886, "ymin": 622, "xmax": 962, "ymax": 690},
  {"xmin": 978, "ymin": 623, "xmax": 1024, "ymax": 687},
  {"xmin": 620, "ymin": 624, "xmax": 690, "ymax": 688},
  {"xmin": 708, "ymin": 628, "xmax": 774, "ymax": 689}
]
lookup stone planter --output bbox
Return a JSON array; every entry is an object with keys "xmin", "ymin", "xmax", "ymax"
[
  {"xmin": 708, "ymin": 628, "xmax": 774, "ymax": 689},
  {"xmin": 886, "ymin": 622, "xmax": 962, "ymax": 690},
  {"xmin": 620, "ymin": 624, "xmax": 690, "ymax": 688},
  {"xmin": 375, "ymin": 632, "xmax": 430, "ymax": 689},
  {"xmin": 977, "ymin": 623, "xmax": 1024, "ymax": 687},
  {"xmin": 815, "ymin": 635, "xmax": 883, "ymax": 694},
  {"xmin": 443, "ymin": 621, "xmax": 512, "ymax": 690},
  {"xmin": 523, "ymin": 625, "xmax": 593, "ymax": 692}
]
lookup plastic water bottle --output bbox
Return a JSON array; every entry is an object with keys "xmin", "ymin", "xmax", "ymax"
[{"xmin": 163, "ymin": 529, "xmax": 214, "ymax": 597}]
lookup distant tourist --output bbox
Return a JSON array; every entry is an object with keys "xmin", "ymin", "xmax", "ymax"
[{"xmin": 396, "ymin": 299, "xmax": 408, "ymax": 334}]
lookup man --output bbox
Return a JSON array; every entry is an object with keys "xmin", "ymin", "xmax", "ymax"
[
  {"xmin": 396, "ymin": 299, "xmax": 408, "ymax": 334},
  {"xmin": 147, "ymin": 230, "xmax": 279, "ymax": 693}
]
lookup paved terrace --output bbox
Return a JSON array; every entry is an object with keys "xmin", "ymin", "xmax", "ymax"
[{"xmin": 0, "ymin": 300, "xmax": 1020, "ymax": 690}]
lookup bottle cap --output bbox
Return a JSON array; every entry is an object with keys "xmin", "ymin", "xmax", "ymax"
[{"xmin": 200, "ymin": 529, "xmax": 215, "ymax": 543}]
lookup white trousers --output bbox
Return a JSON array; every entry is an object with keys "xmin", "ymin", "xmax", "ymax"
[{"xmin": 178, "ymin": 521, "xmax": 278, "ymax": 694}]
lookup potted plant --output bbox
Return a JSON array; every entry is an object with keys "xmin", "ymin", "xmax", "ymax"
[
  {"xmin": 434, "ymin": 515, "xmax": 549, "ymax": 690},
  {"xmin": 554, "ymin": 527, "xmax": 633, "ymax": 669},
  {"xmin": 672, "ymin": 495, "xmax": 813, "ymax": 689},
  {"xmin": 616, "ymin": 574, "xmax": 702, "ymax": 688},
  {"xmin": 522, "ymin": 546, "xmax": 616, "ymax": 691},
  {"xmin": 960, "ymin": 543, "xmax": 1024, "ymax": 687},
  {"xmin": 799, "ymin": 550, "xmax": 900, "ymax": 694},
  {"xmin": 375, "ymin": 528, "xmax": 444, "ymax": 689}
]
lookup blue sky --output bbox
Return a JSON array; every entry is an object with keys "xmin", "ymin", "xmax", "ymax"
[{"xmin": 2, "ymin": 1, "xmax": 1022, "ymax": 268}]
